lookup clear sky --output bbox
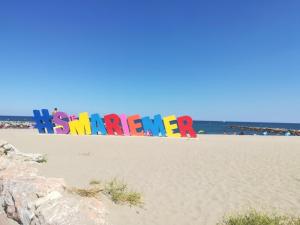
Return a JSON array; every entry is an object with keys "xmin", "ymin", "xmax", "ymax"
[{"xmin": 0, "ymin": 0, "xmax": 299, "ymax": 122}]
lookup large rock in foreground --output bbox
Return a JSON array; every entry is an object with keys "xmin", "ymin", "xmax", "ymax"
[{"xmin": 0, "ymin": 140, "xmax": 108, "ymax": 225}]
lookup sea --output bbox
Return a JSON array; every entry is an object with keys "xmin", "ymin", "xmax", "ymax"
[{"xmin": 1, "ymin": 115, "xmax": 300, "ymax": 136}]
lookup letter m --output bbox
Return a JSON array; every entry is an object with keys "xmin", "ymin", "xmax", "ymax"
[
  {"xmin": 69, "ymin": 112, "xmax": 91, "ymax": 135},
  {"xmin": 142, "ymin": 114, "xmax": 166, "ymax": 136}
]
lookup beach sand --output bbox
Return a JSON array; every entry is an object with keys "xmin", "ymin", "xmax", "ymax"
[{"xmin": 1, "ymin": 129, "xmax": 300, "ymax": 225}]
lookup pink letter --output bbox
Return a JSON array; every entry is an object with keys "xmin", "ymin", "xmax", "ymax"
[{"xmin": 120, "ymin": 114, "xmax": 130, "ymax": 136}]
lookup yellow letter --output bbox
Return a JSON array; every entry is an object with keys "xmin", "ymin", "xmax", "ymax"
[
  {"xmin": 69, "ymin": 112, "xmax": 91, "ymax": 135},
  {"xmin": 163, "ymin": 115, "xmax": 181, "ymax": 137}
]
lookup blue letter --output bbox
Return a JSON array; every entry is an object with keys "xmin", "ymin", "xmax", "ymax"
[
  {"xmin": 90, "ymin": 114, "xmax": 107, "ymax": 135},
  {"xmin": 32, "ymin": 109, "xmax": 54, "ymax": 134},
  {"xmin": 141, "ymin": 114, "xmax": 166, "ymax": 136}
]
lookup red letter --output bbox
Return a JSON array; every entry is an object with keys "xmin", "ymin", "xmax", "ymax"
[
  {"xmin": 104, "ymin": 114, "xmax": 124, "ymax": 135},
  {"xmin": 177, "ymin": 116, "xmax": 196, "ymax": 138}
]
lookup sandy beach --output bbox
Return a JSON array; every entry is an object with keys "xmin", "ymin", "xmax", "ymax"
[{"xmin": 1, "ymin": 129, "xmax": 300, "ymax": 225}]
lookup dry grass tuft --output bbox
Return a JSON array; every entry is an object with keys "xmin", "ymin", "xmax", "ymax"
[
  {"xmin": 103, "ymin": 178, "xmax": 143, "ymax": 207},
  {"xmin": 89, "ymin": 179, "xmax": 101, "ymax": 185},
  {"xmin": 36, "ymin": 155, "xmax": 47, "ymax": 163},
  {"xmin": 68, "ymin": 186, "xmax": 103, "ymax": 198},
  {"xmin": 69, "ymin": 178, "xmax": 143, "ymax": 207},
  {"xmin": 219, "ymin": 210, "xmax": 300, "ymax": 225}
]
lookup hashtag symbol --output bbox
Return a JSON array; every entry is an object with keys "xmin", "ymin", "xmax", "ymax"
[{"xmin": 32, "ymin": 109, "xmax": 54, "ymax": 134}]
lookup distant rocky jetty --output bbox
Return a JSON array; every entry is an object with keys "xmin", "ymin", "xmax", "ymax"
[
  {"xmin": 0, "ymin": 121, "xmax": 33, "ymax": 129},
  {"xmin": 0, "ymin": 140, "xmax": 108, "ymax": 225},
  {"xmin": 230, "ymin": 125, "xmax": 300, "ymax": 136}
]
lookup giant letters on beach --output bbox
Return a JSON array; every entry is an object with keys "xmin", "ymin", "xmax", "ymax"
[
  {"xmin": 163, "ymin": 115, "xmax": 181, "ymax": 137},
  {"xmin": 90, "ymin": 114, "xmax": 107, "ymax": 135},
  {"xmin": 177, "ymin": 115, "xmax": 196, "ymax": 138},
  {"xmin": 104, "ymin": 114, "xmax": 124, "ymax": 135},
  {"xmin": 120, "ymin": 114, "xmax": 130, "ymax": 136},
  {"xmin": 53, "ymin": 112, "xmax": 70, "ymax": 134},
  {"xmin": 142, "ymin": 114, "xmax": 166, "ymax": 136},
  {"xmin": 69, "ymin": 112, "xmax": 91, "ymax": 135},
  {"xmin": 33, "ymin": 109, "xmax": 197, "ymax": 138},
  {"xmin": 127, "ymin": 114, "xmax": 143, "ymax": 136},
  {"xmin": 33, "ymin": 109, "xmax": 54, "ymax": 134}
]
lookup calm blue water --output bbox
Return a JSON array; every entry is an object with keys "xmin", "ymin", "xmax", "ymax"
[
  {"xmin": 193, "ymin": 121, "xmax": 300, "ymax": 135},
  {"xmin": 1, "ymin": 115, "xmax": 300, "ymax": 135},
  {"xmin": 0, "ymin": 116, "xmax": 34, "ymax": 122}
]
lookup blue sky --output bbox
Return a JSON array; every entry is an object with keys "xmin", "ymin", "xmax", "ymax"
[{"xmin": 0, "ymin": 0, "xmax": 299, "ymax": 122}]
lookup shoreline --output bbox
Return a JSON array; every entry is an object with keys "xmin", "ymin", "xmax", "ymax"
[{"xmin": 1, "ymin": 118, "xmax": 300, "ymax": 136}]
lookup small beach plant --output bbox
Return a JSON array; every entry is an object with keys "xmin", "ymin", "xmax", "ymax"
[
  {"xmin": 69, "ymin": 178, "xmax": 143, "ymax": 207},
  {"xmin": 89, "ymin": 179, "xmax": 101, "ymax": 185},
  {"xmin": 68, "ymin": 186, "xmax": 103, "ymax": 198},
  {"xmin": 36, "ymin": 155, "xmax": 47, "ymax": 163},
  {"xmin": 219, "ymin": 210, "xmax": 300, "ymax": 225},
  {"xmin": 103, "ymin": 178, "xmax": 143, "ymax": 207}
]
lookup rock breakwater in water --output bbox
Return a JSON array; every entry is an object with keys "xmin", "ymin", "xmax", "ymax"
[
  {"xmin": 230, "ymin": 125, "xmax": 300, "ymax": 136},
  {"xmin": 0, "ymin": 140, "xmax": 108, "ymax": 225},
  {"xmin": 0, "ymin": 121, "xmax": 33, "ymax": 129}
]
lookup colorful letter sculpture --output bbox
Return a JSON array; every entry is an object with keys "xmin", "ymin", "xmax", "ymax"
[
  {"xmin": 127, "ymin": 114, "xmax": 143, "ymax": 136},
  {"xmin": 33, "ymin": 109, "xmax": 54, "ymax": 134},
  {"xmin": 90, "ymin": 114, "xmax": 107, "ymax": 135},
  {"xmin": 69, "ymin": 112, "xmax": 91, "ymax": 135},
  {"xmin": 52, "ymin": 111, "xmax": 69, "ymax": 134},
  {"xmin": 104, "ymin": 114, "xmax": 124, "ymax": 135},
  {"xmin": 163, "ymin": 115, "xmax": 181, "ymax": 137},
  {"xmin": 142, "ymin": 115, "xmax": 165, "ymax": 136},
  {"xmin": 32, "ymin": 109, "xmax": 197, "ymax": 138}
]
